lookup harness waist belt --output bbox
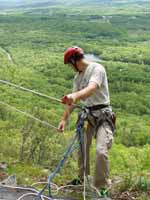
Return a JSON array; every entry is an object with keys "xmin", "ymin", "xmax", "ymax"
[{"xmin": 87, "ymin": 104, "xmax": 109, "ymax": 111}]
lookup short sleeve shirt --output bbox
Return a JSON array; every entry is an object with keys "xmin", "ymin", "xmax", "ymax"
[{"xmin": 73, "ymin": 62, "xmax": 110, "ymax": 107}]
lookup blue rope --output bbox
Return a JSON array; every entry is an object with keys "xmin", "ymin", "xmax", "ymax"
[
  {"xmin": 34, "ymin": 132, "xmax": 79, "ymax": 200},
  {"xmin": 34, "ymin": 108, "xmax": 88, "ymax": 200},
  {"xmin": 34, "ymin": 184, "xmax": 48, "ymax": 200},
  {"xmin": 47, "ymin": 132, "xmax": 79, "ymax": 196}
]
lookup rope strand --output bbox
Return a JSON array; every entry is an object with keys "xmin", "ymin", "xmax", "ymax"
[
  {"xmin": 0, "ymin": 100, "xmax": 59, "ymax": 130},
  {"xmin": 0, "ymin": 80, "xmax": 62, "ymax": 103},
  {"xmin": 0, "ymin": 79, "xmax": 81, "ymax": 108}
]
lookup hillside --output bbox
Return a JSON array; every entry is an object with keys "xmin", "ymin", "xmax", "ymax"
[
  {"xmin": 0, "ymin": 0, "xmax": 150, "ymax": 10},
  {"xmin": 0, "ymin": 1, "xmax": 150, "ymax": 200}
]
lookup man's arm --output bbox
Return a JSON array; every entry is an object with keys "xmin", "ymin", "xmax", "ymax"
[
  {"xmin": 59, "ymin": 82, "xmax": 97, "ymax": 131},
  {"xmin": 73, "ymin": 82, "xmax": 97, "ymax": 102},
  {"xmin": 58, "ymin": 105, "xmax": 75, "ymax": 132},
  {"xmin": 62, "ymin": 82, "xmax": 98, "ymax": 105},
  {"xmin": 61, "ymin": 105, "xmax": 75, "ymax": 121}
]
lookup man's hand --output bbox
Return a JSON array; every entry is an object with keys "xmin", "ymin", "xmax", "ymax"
[
  {"xmin": 58, "ymin": 119, "xmax": 66, "ymax": 133},
  {"xmin": 61, "ymin": 94, "xmax": 77, "ymax": 105}
]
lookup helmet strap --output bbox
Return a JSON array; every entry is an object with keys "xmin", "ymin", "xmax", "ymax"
[{"xmin": 70, "ymin": 59, "xmax": 80, "ymax": 72}]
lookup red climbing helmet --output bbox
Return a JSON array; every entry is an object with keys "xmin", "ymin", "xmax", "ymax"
[{"xmin": 64, "ymin": 46, "xmax": 84, "ymax": 65}]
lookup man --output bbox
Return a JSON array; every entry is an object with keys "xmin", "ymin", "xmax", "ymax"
[{"xmin": 58, "ymin": 46, "xmax": 115, "ymax": 198}]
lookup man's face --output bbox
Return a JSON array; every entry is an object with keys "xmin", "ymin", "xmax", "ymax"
[
  {"xmin": 68, "ymin": 59, "xmax": 83, "ymax": 72},
  {"xmin": 76, "ymin": 60, "xmax": 83, "ymax": 72},
  {"xmin": 68, "ymin": 62, "xmax": 78, "ymax": 72}
]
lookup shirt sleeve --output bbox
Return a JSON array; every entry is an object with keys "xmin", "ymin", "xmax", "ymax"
[{"xmin": 88, "ymin": 66, "xmax": 104, "ymax": 88}]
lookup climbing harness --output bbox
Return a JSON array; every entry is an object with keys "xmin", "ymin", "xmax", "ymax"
[{"xmin": 87, "ymin": 105, "xmax": 116, "ymax": 133}]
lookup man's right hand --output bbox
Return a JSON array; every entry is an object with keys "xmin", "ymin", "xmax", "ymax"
[{"xmin": 58, "ymin": 120, "xmax": 66, "ymax": 133}]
